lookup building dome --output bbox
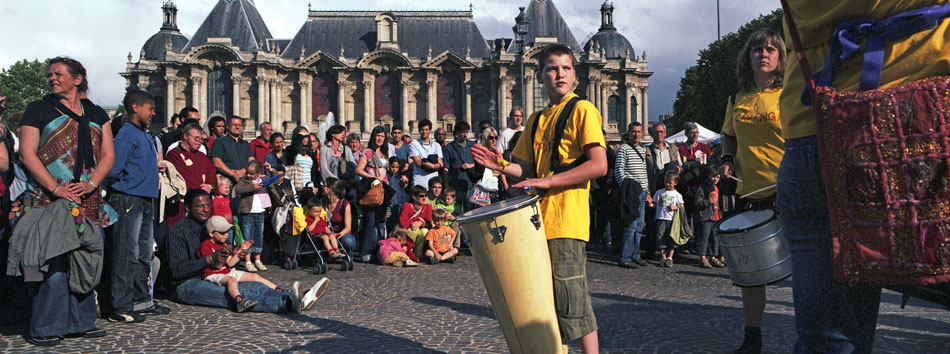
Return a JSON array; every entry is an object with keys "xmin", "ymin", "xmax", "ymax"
[
  {"xmin": 584, "ymin": 1, "xmax": 634, "ymax": 59},
  {"xmin": 140, "ymin": 1, "xmax": 189, "ymax": 60},
  {"xmin": 142, "ymin": 31, "xmax": 189, "ymax": 60},
  {"xmin": 584, "ymin": 30, "xmax": 634, "ymax": 59}
]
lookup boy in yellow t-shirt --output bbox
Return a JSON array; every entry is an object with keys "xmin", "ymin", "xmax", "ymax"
[{"xmin": 472, "ymin": 44, "xmax": 606, "ymax": 354}]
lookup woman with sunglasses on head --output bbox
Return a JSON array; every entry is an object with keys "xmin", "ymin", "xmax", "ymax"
[{"xmin": 355, "ymin": 126, "xmax": 394, "ymax": 262}]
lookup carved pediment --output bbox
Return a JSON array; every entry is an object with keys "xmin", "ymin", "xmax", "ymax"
[{"xmin": 422, "ymin": 50, "xmax": 476, "ymax": 71}]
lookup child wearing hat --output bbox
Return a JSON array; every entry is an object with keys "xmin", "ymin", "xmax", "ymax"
[{"xmin": 197, "ymin": 216, "xmax": 285, "ymax": 312}]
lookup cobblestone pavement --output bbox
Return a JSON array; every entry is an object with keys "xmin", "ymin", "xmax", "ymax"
[{"xmin": 1, "ymin": 247, "xmax": 947, "ymax": 353}]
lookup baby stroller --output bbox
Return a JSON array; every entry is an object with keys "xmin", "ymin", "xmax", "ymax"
[{"xmin": 274, "ymin": 183, "xmax": 355, "ymax": 274}]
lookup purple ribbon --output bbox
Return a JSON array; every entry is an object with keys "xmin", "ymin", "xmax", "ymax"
[{"xmin": 802, "ymin": 4, "xmax": 950, "ymax": 105}]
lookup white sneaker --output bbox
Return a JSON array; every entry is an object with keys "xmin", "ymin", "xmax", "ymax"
[
  {"xmin": 244, "ymin": 262, "xmax": 258, "ymax": 272},
  {"xmin": 254, "ymin": 260, "xmax": 268, "ymax": 271},
  {"xmin": 301, "ymin": 277, "xmax": 330, "ymax": 311},
  {"xmin": 404, "ymin": 260, "xmax": 419, "ymax": 267},
  {"xmin": 291, "ymin": 281, "xmax": 303, "ymax": 300}
]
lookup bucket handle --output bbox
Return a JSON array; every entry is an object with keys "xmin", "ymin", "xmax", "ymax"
[
  {"xmin": 489, "ymin": 217, "xmax": 507, "ymax": 243},
  {"xmin": 531, "ymin": 203, "xmax": 542, "ymax": 230}
]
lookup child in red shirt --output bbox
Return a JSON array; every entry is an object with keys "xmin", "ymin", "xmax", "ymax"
[
  {"xmin": 304, "ymin": 201, "xmax": 343, "ymax": 259},
  {"xmin": 197, "ymin": 216, "xmax": 284, "ymax": 312},
  {"xmin": 212, "ymin": 175, "xmax": 235, "ymax": 243}
]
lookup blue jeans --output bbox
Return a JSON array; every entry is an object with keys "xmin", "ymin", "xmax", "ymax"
[
  {"xmin": 338, "ymin": 233, "xmax": 357, "ymax": 253},
  {"xmin": 107, "ymin": 193, "xmax": 155, "ymax": 314},
  {"xmin": 29, "ymin": 255, "xmax": 97, "ymax": 337},
  {"xmin": 777, "ymin": 136, "xmax": 881, "ymax": 354},
  {"xmin": 241, "ymin": 212, "xmax": 266, "ymax": 254},
  {"xmin": 174, "ymin": 278, "xmax": 291, "ymax": 313},
  {"xmin": 360, "ymin": 205, "xmax": 386, "ymax": 258},
  {"xmin": 619, "ymin": 191, "xmax": 647, "ymax": 262},
  {"xmin": 694, "ymin": 220, "xmax": 717, "ymax": 256}
]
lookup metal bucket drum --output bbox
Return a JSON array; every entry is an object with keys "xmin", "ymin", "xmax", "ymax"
[
  {"xmin": 456, "ymin": 195, "xmax": 565, "ymax": 354},
  {"xmin": 714, "ymin": 208, "xmax": 792, "ymax": 287}
]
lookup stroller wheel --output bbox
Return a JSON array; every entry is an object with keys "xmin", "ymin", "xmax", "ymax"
[
  {"xmin": 346, "ymin": 260, "xmax": 355, "ymax": 271},
  {"xmin": 312, "ymin": 263, "xmax": 323, "ymax": 275},
  {"xmin": 339, "ymin": 262, "xmax": 348, "ymax": 271},
  {"xmin": 282, "ymin": 258, "xmax": 293, "ymax": 270}
]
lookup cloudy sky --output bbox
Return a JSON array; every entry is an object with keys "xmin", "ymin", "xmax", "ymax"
[{"xmin": 0, "ymin": 0, "xmax": 777, "ymax": 120}]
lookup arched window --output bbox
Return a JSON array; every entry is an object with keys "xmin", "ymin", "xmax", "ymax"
[
  {"xmin": 437, "ymin": 73, "xmax": 462, "ymax": 120},
  {"xmin": 607, "ymin": 95, "xmax": 622, "ymax": 123},
  {"xmin": 207, "ymin": 68, "xmax": 232, "ymax": 115},
  {"xmin": 311, "ymin": 73, "xmax": 338, "ymax": 123},
  {"xmin": 375, "ymin": 73, "xmax": 400, "ymax": 121}
]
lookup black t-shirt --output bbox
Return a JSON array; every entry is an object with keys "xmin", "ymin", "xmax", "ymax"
[{"xmin": 21, "ymin": 98, "xmax": 110, "ymax": 131}]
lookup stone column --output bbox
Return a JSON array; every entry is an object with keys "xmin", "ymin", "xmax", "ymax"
[
  {"xmin": 165, "ymin": 76, "xmax": 176, "ymax": 124},
  {"xmin": 256, "ymin": 75, "xmax": 266, "ymax": 125},
  {"xmin": 337, "ymin": 72, "xmax": 348, "ymax": 125},
  {"xmin": 190, "ymin": 74, "xmax": 201, "ymax": 117},
  {"xmin": 269, "ymin": 79, "xmax": 278, "ymax": 126},
  {"xmin": 498, "ymin": 79, "xmax": 509, "ymax": 130},
  {"xmin": 277, "ymin": 83, "xmax": 285, "ymax": 130},
  {"xmin": 299, "ymin": 75, "xmax": 311, "ymax": 131},
  {"xmin": 199, "ymin": 72, "xmax": 209, "ymax": 126},
  {"xmin": 624, "ymin": 82, "xmax": 633, "ymax": 129},
  {"xmin": 426, "ymin": 72, "xmax": 437, "ymax": 122},
  {"xmin": 363, "ymin": 75, "xmax": 374, "ymax": 132},
  {"xmin": 600, "ymin": 85, "xmax": 609, "ymax": 131},
  {"xmin": 400, "ymin": 79, "xmax": 410, "ymax": 133},
  {"xmin": 231, "ymin": 77, "xmax": 241, "ymax": 117},
  {"xmin": 464, "ymin": 72, "xmax": 472, "ymax": 127},
  {"xmin": 524, "ymin": 72, "xmax": 534, "ymax": 116},
  {"xmin": 642, "ymin": 87, "xmax": 648, "ymax": 125}
]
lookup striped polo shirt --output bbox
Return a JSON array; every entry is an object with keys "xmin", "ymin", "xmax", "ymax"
[{"xmin": 615, "ymin": 143, "xmax": 650, "ymax": 192}]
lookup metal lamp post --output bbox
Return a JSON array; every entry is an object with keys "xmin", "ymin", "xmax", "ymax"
[
  {"xmin": 488, "ymin": 98, "xmax": 496, "ymax": 130},
  {"xmin": 514, "ymin": 7, "xmax": 529, "ymax": 115}
]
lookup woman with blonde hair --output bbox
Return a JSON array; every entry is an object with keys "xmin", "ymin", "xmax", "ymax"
[{"xmin": 720, "ymin": 28, "xmax": 786, "ymax": 354}]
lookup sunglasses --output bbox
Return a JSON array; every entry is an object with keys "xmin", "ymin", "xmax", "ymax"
[
  {"xmin": 415, "ymin": 194, "xmax": 427, "ymax": 198},
  {"xmin": 488, "ymin": 136, "xmax": 498, "ymax": 139}
]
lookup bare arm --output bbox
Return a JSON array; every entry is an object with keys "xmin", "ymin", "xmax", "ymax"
[
  {"xmin": 0, "ymin": 140, "xmax": 9, "ymax": 175},
  {"xmin": 212, "ymin": 157, "xmax": 241, "ymax": 179},
  {"xmin": 514, "ymin": 145, "xmax": 607, "ymax": 190},
  {"xmin": 721, "ymin": 133, "xmax": 737, "ymax": 176}
]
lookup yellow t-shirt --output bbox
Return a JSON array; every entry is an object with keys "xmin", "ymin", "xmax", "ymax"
[
  {"xmin": 722, "ymin": 87, "xmax": 784, "ymax": 199},
  {"xmin": 781, "ymin": 0, "xmax": 950, "ymax": 140},
  {"xmin": 512, "ymin": 92, "xmax": 606, "ymax": 241}
]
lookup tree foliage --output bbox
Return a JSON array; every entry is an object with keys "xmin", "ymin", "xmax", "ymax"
[
  {"xmin": 0, "ymin": 58, "xmax": 49, "ymax": 114},
  {"xmin": 670, "ymin": 9, "xmax": 783, "ymax": 133}
]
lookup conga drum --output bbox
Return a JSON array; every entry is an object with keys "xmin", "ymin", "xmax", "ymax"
[
  {"xmin": 457, "ymin": 195, "xmax": 565, "ymax": 354},
  {"xmin": 714, "ymin": 208, "xmax": 792, "ymax": 287}
]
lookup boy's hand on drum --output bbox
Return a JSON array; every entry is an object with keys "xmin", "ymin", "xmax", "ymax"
[{"xmin": 513, "ymin": 177, "xmax": 551, "ymax": 190}]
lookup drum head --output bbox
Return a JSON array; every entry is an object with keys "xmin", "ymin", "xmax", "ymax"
[
  {"xmin": 717, "ymin": 208, "xmax": 776, "ymax": 233},
  {"xmin": 457, "ymin": 195, "xmax": 539, "ymax": 222}
]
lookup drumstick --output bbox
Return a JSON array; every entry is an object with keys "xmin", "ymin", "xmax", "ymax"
[
  {"xmin": 726, "ymin": 174, "xmax": 742, "ymax": 183},
  {"xmin": 740, "ymin": 184, "xmax": 776, "ymax": 199}
]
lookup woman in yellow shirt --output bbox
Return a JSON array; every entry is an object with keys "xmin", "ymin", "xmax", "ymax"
[{"xmin": 720, "ymin": 28, "xmax": 786, "ymax": 354}]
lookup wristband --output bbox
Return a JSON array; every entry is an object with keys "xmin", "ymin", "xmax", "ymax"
[
  {"xmin": 88, "ymin": 180, "xmax": 98, "ymax": 188},
  {"xmin": 496, "ymin": 158, "xmax": 512, "ymax": 169}
]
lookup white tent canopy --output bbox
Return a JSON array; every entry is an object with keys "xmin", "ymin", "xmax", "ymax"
[{"xmin": 665, "ymin": 123, "xmax": 721, "ymax": 145}]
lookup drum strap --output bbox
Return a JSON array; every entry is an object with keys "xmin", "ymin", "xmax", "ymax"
[{"xmin": 528, "ymin": 96, "xmax": 583, "ymax": 175}]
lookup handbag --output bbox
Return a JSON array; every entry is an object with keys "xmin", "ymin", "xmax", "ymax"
[
  {"xmin": 467, "ymin": 186, "xmax": 491, "ymax": 207},
  {"xmin": 782, "ymin": 1, "xmax": 950, "ymax": 285},
  {"xmin": 358, "ymin": 151, "xmax": 386, "ymax": 207}
]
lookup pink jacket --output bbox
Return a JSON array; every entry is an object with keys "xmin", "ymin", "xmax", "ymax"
[{"xmin": 378, "ymin": 238, "xmax": 407, "ymax": 262}]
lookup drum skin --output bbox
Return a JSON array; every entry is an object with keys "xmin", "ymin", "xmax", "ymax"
[
  {"xmin": 458, "ymin": 196, "xmax": 565, "ymax": 354},
  {"xmin": 715, "ymin": 208, "xmax": 793, "ymax": 287}
]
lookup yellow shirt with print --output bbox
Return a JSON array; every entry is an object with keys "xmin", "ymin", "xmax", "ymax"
[
  {"xmin": 511, "ymin": 92, "xmax": 606, "ymax": 241},
  {"xmin": 781, "ymin": 0, "xmax": 950, "ymax": 140},
  {"xmin": 722, "ymin": 87, "xmax": 784, "ymax": 199}
]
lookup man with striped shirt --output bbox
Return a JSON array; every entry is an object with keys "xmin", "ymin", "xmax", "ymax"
[{"xmin": 616, "ymin": 122, "xmax": 652, "ymax": 269}]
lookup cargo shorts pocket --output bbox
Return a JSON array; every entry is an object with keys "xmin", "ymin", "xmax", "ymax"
[{"xmin": 551, "ymin": 251, "xmax": 591, "ymax": 319}]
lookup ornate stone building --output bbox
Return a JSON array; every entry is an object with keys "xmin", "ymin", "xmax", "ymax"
[{"xmin": 122, "ymin": 0, "xmax": 650, "ymax": 141}]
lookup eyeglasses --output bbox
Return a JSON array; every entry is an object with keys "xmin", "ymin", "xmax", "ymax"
[{"xmin": 415, "ymin": 194, "xmax": 427, "ymax": 198}]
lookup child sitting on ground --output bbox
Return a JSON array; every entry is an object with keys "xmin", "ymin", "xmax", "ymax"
[
  {"xmin": 197, "ymin": 216, "xmax": 286, "ymax": 312},
  {"xmin": 435, "ymin": 187, "xmax": 465, "ymax": 248},
  {"xmin": 399, "ymin": 185, "xmax": 433, "ymax": 259},
  {"xmin": 377, "ymin": 225, "xmax": 419, "ymax": 267},
  {"xmin": 304, "ymin": 200, "xmax": 344, "ymax": 259},
  {"xmin": 425, "ymin": 209, "xmax": 459, "ymax": 264},
  {"xmin": 653, "ymin": 171, "xmax": 685, "ymax": 267}
]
